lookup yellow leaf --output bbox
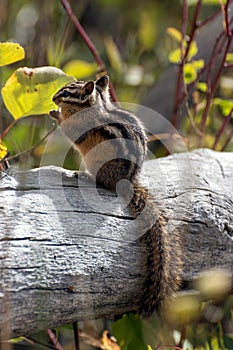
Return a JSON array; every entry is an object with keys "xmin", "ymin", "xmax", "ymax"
[
  {"xmin": 184, "ymin": 63, "xmax": 197, "ymax": 84},
  {"xmin": 187, "ymin": 41, "xmax": 198, "ymax": 61},
  {"xmin": 0, "ymin": 141, "xmax": 8, "ymax": 161},
  {"xmin": 63, "ymin": 60, "xmax": 97, "ymax": 79},
  {"xmin": 226, "ymin": 53, "xmax": 233, "ymax": 63},
  {"xmin": 193, "ymin": 59, "xmax": 204, "ymax": 70},
  {"xmin": 168, "ymin": 48, "xmax": 182, "ymax": 63},
  {"xmin": 197, "ymin": 82, "xmax": 207, "ymax": 93},
  {"xmin": 0, "ymin": 42, "xmax": 25, "ymax": 67},
  {"xmin": 166, "ymin": 27, "xmax": 182, "ymax": 42},
  {"xmin": 1, "ymin": 66, "xmax": 74, "ymax": 119}
]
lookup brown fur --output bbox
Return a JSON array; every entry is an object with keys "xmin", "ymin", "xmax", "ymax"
[{"xmin": 50, "ymin": 75, "xmax": 182, "ymax": 318}]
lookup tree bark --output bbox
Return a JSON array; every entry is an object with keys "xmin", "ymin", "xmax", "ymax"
[{"xmin": 0, "ymin": 148, "xmax": 232, "ymax": 339}]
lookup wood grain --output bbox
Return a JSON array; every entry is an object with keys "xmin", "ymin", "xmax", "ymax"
[{"xmin": 0, "ymin": 149, "xmax": 232, "ymax": 338}]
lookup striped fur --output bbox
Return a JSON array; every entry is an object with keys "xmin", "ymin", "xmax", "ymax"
[{"xmin": 51, "ymin": 75, "xmax": 182, "ymax": 318}]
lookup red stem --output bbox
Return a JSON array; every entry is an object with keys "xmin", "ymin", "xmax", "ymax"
[
  {"xmin": 198, "ymin": 7, "xmax": 221, "ymax": 29},
  {"xmin": 171, "ymin": 0, "xmax": 202, "ymax": 127},
  {"xmin": 200, "ymin": 32, "xmax": 233, "ymax": 132},
  {"xmin": 171, "ymin": 0, "xmax": 188, "ymax": 126},
  {"xmin": 47, "ymin": 329, "xmax": 64, "ymax": 350},
  {"xmin": 60, "ymin": 0, "xmax": 103, "ymax": 66},
  {"xmin": 183, "ymin": 0, "xmax": 202, "ymax": 61},
  {"xmin": 224, "ymin": 0, "xmax": 231, "ymax": 36},
  {"xmin": 60, "ymin": 0, "xmax": 118, "ymax": 102}
]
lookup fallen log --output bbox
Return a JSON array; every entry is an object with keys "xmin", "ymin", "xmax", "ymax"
[{"xmin": 0, "ymin": 148, "xmax": 232, "ymax": 338}]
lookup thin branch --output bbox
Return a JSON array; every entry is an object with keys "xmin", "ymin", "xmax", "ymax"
[
  {"xmin": 73, "ymin": 321, "xmax": 80, "ymax": 350},
  {"xmin": 200, "ymin": 31, "xmax": 233, "ymax": 133},
  {"xmin": 183, "ymin": 0, "xmax": 202, "ymax": 62},
  {"xmin": 198, "ymin": 7, "xmax": 221, "ymax": 29},
  {"xmin": 171, "ymin": 0, "xmax": 188, "ymax": 127},
  {"xmin": 60, "ymin": 0, "xmax": 118, "ymax": 102},
  {"xmin": 171, "ymin": 0, "xmax": 203, "ymax": 127},
  {"xmin": 47, "ymin": 329, "xmax": 64, "ymax": 350},
  {"xmin": 23, "ymin": 336, "xmax": 61, "ymax": 350},
  {"xmin": 224, "ymin": 0, "xmax": 231, "ymax": 35}
]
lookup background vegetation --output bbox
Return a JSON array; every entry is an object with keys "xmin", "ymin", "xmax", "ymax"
[{"xmin": 0, "ymin": 0, "xmax": 232, "ymax": 349}]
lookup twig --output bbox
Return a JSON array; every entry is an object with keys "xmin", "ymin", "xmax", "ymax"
[
  {"xmin": 23, "ymin": 335, "xmax": 61, "ymax": 350},
  {"xmin": 200, "ymin": 26, "xmax": 233, "ymax": 133},
  {"xmin": 60, "ymin": 0, "xmax": 118, "ymax": 102},
  {"xmin": 73, "ymin": 321, "xmax": 80, "ymax": 350},
  {"xmin": 47, "ymin": 329, "xmax": 64, "ymax": 350},
  {"xmin": 171, "ymin": 0, "xmax": 202, "ymax": 127},
  {"xmin": 171, "ymin": 0, "xmax": 188, "ymax": 127},
  {"xmin": 183, "ymin": 0, "xmax": 202, "ymax": 62},
  {"xmin": 224, "ymin": 0, "xmax": 231, "ymax": 35}
]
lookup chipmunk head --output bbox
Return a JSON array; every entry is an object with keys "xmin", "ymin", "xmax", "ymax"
[
  {"xmin": 52, "ymin": 75, "xmax": 110, "ymax": 108},
  {"xmin": 52, "ymin": 80, "xmax": 95, "ymax": 107},
  {"xmin": 51, "ymin": 75, "xmax": 111, "ymax": 122}
]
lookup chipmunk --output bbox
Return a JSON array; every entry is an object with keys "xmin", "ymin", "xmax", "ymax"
[{"xmin": 50, "ymin": 75, "xmax": 182, "ymax": 318}]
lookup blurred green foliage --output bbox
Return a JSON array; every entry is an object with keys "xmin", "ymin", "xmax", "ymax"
[
  {"xmin": 0, "ymin": 1, "xmax": 232, "ymax": 349},
  {"xmin": 1, "ymin": 0, "xmax": 232, "ymax": 167},
  {"xmin": 0, "ymin": 0, "xmax": 184, "ymax": 168}
]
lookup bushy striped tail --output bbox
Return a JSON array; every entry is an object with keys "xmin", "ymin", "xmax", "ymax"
[{"xmin": 129, "ymin": 181, "xmax": 182, "ymax": 319}]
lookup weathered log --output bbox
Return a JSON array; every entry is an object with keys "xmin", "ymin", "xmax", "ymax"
[{"xmin": 0, "ymin": 148, "xmax": 232, "ymax": 339}]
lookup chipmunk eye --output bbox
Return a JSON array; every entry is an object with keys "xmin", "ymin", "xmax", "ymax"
[{"xmin": 62, "ymin": 90, "xmax": 70, "ymax": 98}]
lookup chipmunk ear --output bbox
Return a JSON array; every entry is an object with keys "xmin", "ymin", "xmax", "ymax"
[
  {"xmin": 95, "ymin": 75, "xmax": 109, "ymax": 90},
  {"xmin": 84, "ymin": 81, "xmax": 95, "ymax": 96}
]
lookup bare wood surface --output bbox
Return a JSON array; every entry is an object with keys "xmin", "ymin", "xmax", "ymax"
[{"xmin": 0, "ymin": 148, "xmax": 232, "ymax": 338}]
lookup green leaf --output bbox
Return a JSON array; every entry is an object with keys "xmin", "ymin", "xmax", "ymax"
[
  {"xmin": 188, "ymin": 0, "xmax": 226, "ymax": 5},
  {"xmin": 213, "ymin": 98, "xmax": 233, "ymax": 116},
  {"xmin": 63, "ymin": 60, "xmax": 97, "ymax": 79},
  {"xmin": 197, "ymin": 82, "xmax": 207, "ymax": 93},
  {"xmin": 138, "ymin": 11, "xmax": 157, "ymax": 50},
  {"xmin": 8, "ymin": 337, "xmax": 25, "ymax": 343},
  {"xmin": 0, "ymin": 42, "xmax": 25, "ymax": 67},
  {"xmin": 166, "ymin": 27, "xmax": 182, "ymax": 42},
  {"xmin": 112, "ymin": 314, "xmax": 150, "ymax": 350},
  {"xmin": 224, "ymin": 334, "xmax": 233, "ymax": 349},
  {"xmin": 1, "ymin": 66, "xmax": 74, "ymax": 119}
]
